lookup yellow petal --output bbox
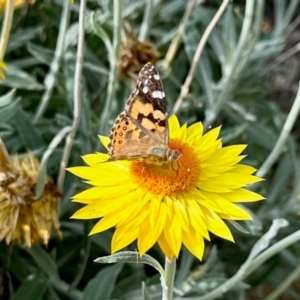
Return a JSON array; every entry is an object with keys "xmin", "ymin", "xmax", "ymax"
[
  {"xmin": 112, "ymin": 224, "xmax": 139, "ymax": 253},
  {"xmin": 164, "ymin": 214, "xmax": 182, "ymax": 257},
  {"xmin": 138, "ymin": 204, "xmax": 166, "ymax": 256},
  {"xmin": 186, "ymin": 200, "xmax": 210, "ymax": 240},
  {"xmin": 203, "ymin": 208, "xmax": 234, "ymax": 241},
  {"xmin": 157, "ymin": 232, "xmax": 175, "ymax": 261},
  {"xmin": 224, "ymin": 188, "xmax": 265, "ymax": 202},
  {"xmin": 186, "ymin": 122, "xmax": 203, "ymax": 142},
  {"xmin": 72, "ymin": 184, "xmax": 137, "ymax": 202},
  {"xmin": 173, "ymin": 198, "xmax": 189, "ymax": 232},
  {"xmin": 168, "ymin": 115, "xmax": 180, "ymax": 139},
  {"xmin": 182, "ymin": 227, "xmax": 205, "ymax": 260},
  {"xmin": 200, "ymin": 191, "xmax": 253, "ymax": 220},
  {"xmin": 98, "ymin": 135, "xmax": 110, "ymax": 149},
  {"xmin": 81, "ymin": 153, "xmax": 109, "ymax": 165}
]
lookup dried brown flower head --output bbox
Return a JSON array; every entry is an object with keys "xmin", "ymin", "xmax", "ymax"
[
  {"xmin": 0, "ymin": 139, "xmax": 61, "ymax": 247},
  {"xmin": 119, "ymin": 24, "xmax": 160, "ymax": 77}
]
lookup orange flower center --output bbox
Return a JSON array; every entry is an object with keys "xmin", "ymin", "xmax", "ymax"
[{"xmin": 130, "ymin": 139, "xmax": 200, "ymax": 196}]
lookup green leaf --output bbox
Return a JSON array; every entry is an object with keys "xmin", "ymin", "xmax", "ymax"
[
  {"xmin": 246, "ymin": 219, "xmax": 289, "ymax": 263},
  {"xmin": 0, "ymin": 97, "xmax": 20, "ymax": 126},
  {"xmin": 14, "ymin": 109, "xmax": 44, "ymax": 149},
  {"xmin": 228, "ymin": 220, "xmax": 250, "ymax": 234},
  {"xmin": 95, "ymin": 251, "xmax": 165, "ymax": 278},
  {"xmin": 175, "ymin": 248, "xmax": 194, "ymax": 286},
  {"xmin": 7, "ymin": 27, "xmax": 43, "ymax": 52},
  {"xmin": 246, "ymin": 122, "xmax": 278, "ymax": 151},
  {"xmin": 221, "ymin": 123, "xmax": 248, "ymax": 144},
  {"xmin": 82, "ymin": 264, "xmax": 123, "ymax": 300},
  {"xmin": 142, "ymin": 282, "xmax": 152, "ymax": 300},
  {"xmin": 0, "ymin": 89, "xmax": 16, "ymax": 107},
  {"xmin": 26, "ymin": 43, "xmax": 54, "ymax": 65},
  {"xmin": 223, "ymin": 5, "xmax": 237, "ymax": 55},
  {"xmin": 90, "ymin": 11, "xmax": 114, "ymax": 58},
  {"xmin": 0, "ymin": 65, "xmax": 44, "ymax": 90},
  {"xmin": 11, "ymin": 272, "xmax": 48, "ymax": 300},
  {"xmin": 35, "ymin": 160, "xmax": 48, "ymax": 199},
  {"xmin": 25, "ymin": 246, "xmax": 59, "ymax": 279}
]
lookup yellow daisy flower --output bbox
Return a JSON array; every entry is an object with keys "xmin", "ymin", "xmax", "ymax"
[
  {"xmin": 68, "ymin": 115, "xmax": 264, "ymax": 260},
  {"xmin": 0, "ymin": 0, "xmax": 35, "ymax": 10}
]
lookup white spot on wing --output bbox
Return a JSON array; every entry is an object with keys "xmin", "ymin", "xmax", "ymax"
[
  {"xmin": 143, "ymin": 86, "xmax": 149, "ymax": 94},
  {"xmin": 152, "ymin": 90, "xmax": 164, "ymax": 99},
  {"xmin": 154, "ymin": 74, "xmax": 160, "ymax": 80},
  {"xmin": 144, "ymin": 79, "xmax": 148, "ymax": 85}
]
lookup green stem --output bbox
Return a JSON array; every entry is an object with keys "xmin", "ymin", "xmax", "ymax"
[
  {"xmin": 36, "ymin": 125, "xmax": 71, "ymax": 198},
  {"xmin": 33, "ymin": 0, "xmax": 71, "ymax": 123},
  {"xmin": 274, "ymin": 0, "xmax": 300, "ymax": 37},
  {"xmin": 172, "ymin": 0, "xmax": 229, "ymax": 115},
  {"xmin": 57, "ymin": 0, "xmax": 85, "ymax": 192},
  {"xmin": 163, "ymin": 0, "xmax": 199, "ymax": 71},
  {"xmin": 257, "ymin": 83, "xmax": 300, "ymax": 178},
  {"xmin": 245, "ymin": 229, "xmax": 300, "ymax": 277},
  {"xmin": 203, "ymin": 0, "xmax": 263, "ymax": 128},
  {"xmin": 264, "ymin": 260, "xmax": 300, "ymax": 300},
  {"xmin": 162, "ymin": 258, "xmax": 176, "ymax": 300},
  {"xmin": 69, "ymin": 223, "xmax": 92, "ymax": 291},
  {"xmin": 98, "ymin": 0, "xmax": 122, "ymax": 135},
  {"xmin": 139, "ymin": 0, "xmax": 154, "ymax": 41},
  {"xmin": 0, "ymin": 0, "xmax": 14, "ymax": 60},
  {"xmin": 199, "ymin": 223, "xmax": 300, "ymax": 300}
]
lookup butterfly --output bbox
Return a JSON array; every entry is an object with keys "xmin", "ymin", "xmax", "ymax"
[{"xmin": 107, "ymin": 62, "xmax": 181, "ymax": 165}]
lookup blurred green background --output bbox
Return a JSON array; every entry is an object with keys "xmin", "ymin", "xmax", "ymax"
[{"xmin": 1, "ymin": 0, "xmax": 300, "ymax": 299}]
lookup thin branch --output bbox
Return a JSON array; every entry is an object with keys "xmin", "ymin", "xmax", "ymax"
[
  {"xmin": 286, "ymin": 13, "xmax": 300, "ymax": 36},
  {"xmin": 263, "ymin": 42, "xmax": 300, "ymax": 74},
  {"xmin": 265, "ymin": 263, "xmax": 300, "ymax": 300},
  {"xmin": 257, "ymin": 83, "xmax": 300, "ymax": 178},
  {"xmin": 281, "ymin": 0, "xmax": 300, "ymax": 36},
  {"xmin": 36, "ymin": 126, "xmax": 71, "ymax": 198},
  {"xmin": 172, "ymin": 0, "xmax": 230, "ymax": 114},
  {"xmin": 57, "ymin": 0, "xmax": 86, "ymax": 192},
  {"xmin": 199, "ymin": 220, "xmax": 299, "ymax": 300},
  {"xmin": 98, "ymin": 0, "xmax": 122, "ymax": 135},
  {"xmin": 69, "ymin": 224, "xmax": 92, "ymax": 291},
  {"xmin": 0, "ymin": 0, "xmax": 14, "ymax": 60},
  {"xmin": 33, "ymin": 0, "xmax": 71, "ymax": 123},
  {"xmin": 203, "ymin": 0, "xmax": 261, "ymax": 128},
  {"xmin": 162, "ymin": 0, "xmax": 200, "ymax": 71}
]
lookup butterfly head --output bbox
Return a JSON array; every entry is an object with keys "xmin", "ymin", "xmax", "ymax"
[{"xmin": 166, "ymin": 148, "xmax": 182, "ymax": 161}]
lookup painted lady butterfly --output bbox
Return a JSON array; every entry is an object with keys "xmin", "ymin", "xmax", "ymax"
[{"xmin": 108, "ymin": 62, "xmax": 181, "ymax": 165}]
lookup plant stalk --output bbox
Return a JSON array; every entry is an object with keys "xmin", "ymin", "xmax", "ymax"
[
  {"xmin": 162, "ymin": 257, "xmax": 176, "ymax": 300},
  {"xmin": 0, "ymin": 0, "xmax": 14, "ymax": 61},
  {"xmin": 57, "ymin": 0, "xmax": 85, "ymax": 192}
]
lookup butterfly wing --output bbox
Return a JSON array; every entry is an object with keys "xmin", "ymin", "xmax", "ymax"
[
  {"xmin": 108, "ymin": 63, "xmax": 169, "ymax": 160},
  {"xmin": 108, "ymin": 113, "xmax": 163, "ymax": 158},
  {"xmin": 125, "ymin": 62, "xmax": 168, "ymax": 145}
]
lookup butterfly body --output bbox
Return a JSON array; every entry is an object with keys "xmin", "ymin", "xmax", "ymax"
[{"xmin": 108, "ymin": 62, "xmax": 181, "ymax": 164}]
